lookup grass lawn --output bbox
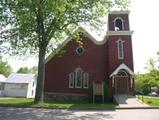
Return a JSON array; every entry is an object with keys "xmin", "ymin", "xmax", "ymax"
[
  {"xmin": 0, "ymin": 97, "xmax": 117, "ymax": 110},
  {"xmin": 137, "ymin": 95, "xmax": 159, "ymax": 106}
]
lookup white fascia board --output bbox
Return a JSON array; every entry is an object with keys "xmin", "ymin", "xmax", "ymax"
[
  {"xmin": 45, "ymin": 27, "xmax": 107, "ymax": 63},
  {"xmin": 83, "ymin": 29, "xmax": 107, "ymax": 45},
  {"xmin": 106, "ymin": 31, "xmax": 134, "ymax": 36},
  {"xmin": 110, "ymin": 63, "xmax": 134, "ymax": 77},
  {"xmin": 45, "ymin": 37, "xmax": 71, "ymax": 63}
]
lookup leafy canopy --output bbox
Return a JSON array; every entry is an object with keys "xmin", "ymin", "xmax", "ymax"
[
  {"xmin": 0, "ymin": 57, "xmax": 12, "ymax": 77},
  {"xmin": 135, "ymin": 58, "xmax": 159, "ymax": 94},
  {"xmin": 1, "ymin": 0, "xmax": 129, "ymax": 55},
  {"xmin": 17, "ymin": 66, "xmax": 37, "ymax": 74}
]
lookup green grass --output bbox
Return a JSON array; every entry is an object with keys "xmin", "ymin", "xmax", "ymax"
[
  {"xmin": 137, "ymin": 95, "xmax": 159, "ymax": 106},
  {"xmin": 0, "ymin": 98, "xmax": 117, "ymax": 109},
  {"xmin": 0, "ymin": 98, "xmax": 34, "ymax": 106}
]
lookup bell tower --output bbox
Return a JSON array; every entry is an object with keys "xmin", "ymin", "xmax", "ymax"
[
  {"xmin": 106, "ymin": 11, "xmax": 135, "ymax": 95},
  {"xmin": 107, "ymin": 11, "xmax": 130, "ymax": 31}
]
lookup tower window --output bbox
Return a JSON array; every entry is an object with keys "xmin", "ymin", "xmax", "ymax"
[
  {"xmin": 116, "ymin": 39, "xmax": 125, "ymax": 59},
  {"xmin": 114, "ymin": 17, "xmax": 124, "ymax": 31}
]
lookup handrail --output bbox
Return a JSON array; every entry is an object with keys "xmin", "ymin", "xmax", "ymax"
[{"xmin": 135, "ymin": 89, "xmax": 144, "ymax": 102}]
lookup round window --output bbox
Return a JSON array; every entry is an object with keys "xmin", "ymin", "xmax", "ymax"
[{"xmin": 76, "ymin": 47, "xmax": 85, "ymax": 55}]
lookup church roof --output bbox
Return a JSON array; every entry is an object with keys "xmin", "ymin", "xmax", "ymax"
[
  {"xmin": 45, "ymin": 10, "xmax": 133, "ymax": 63},
  {"xmin": 45, "ymin": 26, "xmax": 107, "ymax": 63}
]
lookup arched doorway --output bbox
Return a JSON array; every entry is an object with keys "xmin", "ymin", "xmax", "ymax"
[{"xmin": 115, "ymin": 70, "xmax": 129, "ymax": 94}]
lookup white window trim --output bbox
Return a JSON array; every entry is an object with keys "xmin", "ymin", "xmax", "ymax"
[
  {"xmin": 76, "ymin": 47, "xmax": 85, "ymax": 55},
  {"xmin": 83, "ymin": 73, "xmax": 89, "ymax": 89},
  {"xmin": 75, "ymin": 68, "xmax": 83, "ymax": 88},
  {"xmin": 69, "ymin": 72, "xmax": 74, "ymax": 88},
  {"xmin": 69, "ymin": 67, "xmax": 89, "ymax": 89},
  {"xmin": 113, "ymin": 17, "xmax": 125, "ymax": 31},
  {"xmin": 116, "ymin": 38, "xmax": 125, "ymax": 59}
]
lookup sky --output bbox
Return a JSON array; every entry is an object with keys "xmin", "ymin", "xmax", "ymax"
[
  {"xmin": 6, "ymin": 0, "xmax": 159, "ymax": 73},
  {"xmin": 130, "ymin": 0, "xmax": 159, "ymax": 73}
]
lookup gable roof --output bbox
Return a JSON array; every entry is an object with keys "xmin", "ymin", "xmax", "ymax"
[
  {"xmin": 45, "ymin": 26, "xmax": 107, "ymax": 63},
  {"xmin": 5, "ymin": 73, "xmax": 35, "ymax": 83},
  {"xmin": 45, "ymin": 11, "xmax": 133, "ymax": 63},
  {"xmin": 0, "ymin": 74, "xmax": 6, "ymax": 82},
  {"xmin": 110, "ymin": 63, "xmax": 134, "ymax": 77}
]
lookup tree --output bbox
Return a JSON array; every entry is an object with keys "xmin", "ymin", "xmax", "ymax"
[
  {"xmin": 0, "ymin": 58, "xmax": 12, "ymax": 77},
  {"xmin": 17, "ymin": 66, "xmax": 37, "ymax": 74},
  {"xmin": 145, "ymin": 58, "xmax": 157, "ymax": 72},
  {"xmin": 135, "ymin": 58, "xmax": 159, "ymax": 94},
  {"xmin": 1, "ymin": 0, "xmax": 129, "ymax": 103},
  {"xmin": 30, "ymin": 66, "xmax": 38, "ymax": 74},
  {"xmin": 17, "ymin": 67, "xmax": 30, "ymax": 74}
]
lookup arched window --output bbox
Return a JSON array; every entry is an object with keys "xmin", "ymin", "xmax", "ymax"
[
  {"xmin": 76, "ymin": 68, "xmax": 83, "ymax": 88},
  {"xmin": 69, "ymin": 67, "xmax": 89, "ymax": 88},
  {"xmin": 116, "ymin": 39, "xmax": 124, "ymax": 59},
  {"xmin": 83, "ymin": 73, "xmax": 89, "ymax": 88},
  {"xmin": 114, "ymin": 17, "xmax": 124, "ymax": 31},
  {"xmin": 117, "ymin": 70, "xmax": 128, "ymax": 76}
]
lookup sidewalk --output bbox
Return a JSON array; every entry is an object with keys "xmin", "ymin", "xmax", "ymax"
[{"xmin": 114, "ymin": 95, "xmax": 149, "ymax": 108}]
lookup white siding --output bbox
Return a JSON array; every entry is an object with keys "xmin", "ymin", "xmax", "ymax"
[
  {"xmin": 0, "ymin": 82, "xmax": 5, "ymax": 96},
  {"xmin": 26, "ymin": 79, "xmax": 36, "ymax": 98},
  {"xmin": 4, "ymin": 83, "xmax": 28, "ymax": 97}
]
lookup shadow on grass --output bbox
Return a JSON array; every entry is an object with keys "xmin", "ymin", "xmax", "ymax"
[{"xmin": 0, "ymin": 98, "xmax": 118, "ymax": 110}]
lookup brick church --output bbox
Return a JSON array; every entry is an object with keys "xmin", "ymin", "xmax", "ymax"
[{"xmin": 44, "ymin": 11, "xmax": 135, "ymax": 101}]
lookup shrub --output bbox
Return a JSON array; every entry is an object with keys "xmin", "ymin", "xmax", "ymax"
[
  {"xmin": 88, "ymin": 83, "xmax": 93, "ymax": 103},
  {"xmin": 104, "ymin": 83, "xmax": 111, "ymax": 102}
]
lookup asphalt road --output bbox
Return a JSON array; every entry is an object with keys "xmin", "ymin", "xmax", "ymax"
[{"xmin": 0, "ymin": 107, "xmax": 159, "ymax": 120}]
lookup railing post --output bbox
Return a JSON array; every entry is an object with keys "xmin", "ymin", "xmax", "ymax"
[{"xmin": 142, "ymin": 95, "xmax": 144, "ymax": 102}]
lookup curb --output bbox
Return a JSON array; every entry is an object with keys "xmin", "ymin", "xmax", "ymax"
[
  {"xmin": 0, "ymin": 105, "xmax": 159, "ymax": 110},
  {"xmin": 115, "ymin": 107, "xmax": 159, "ymax": 109}
]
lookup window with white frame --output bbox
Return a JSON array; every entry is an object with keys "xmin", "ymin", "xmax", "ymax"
[
  {"xmin": 116, "ymin": 39, "xmax": 125, "ymax": 59},
  {"xmin": 83, "ymin": 73, "xmax": 89, "ymax": 88},
  {"xmin": 76, "ymin": 69, "xmax": 82, "ymax": 88},
  {"xmin": 69, "ymin": 72, "xmax": 75, "ymax": 88},
  {"xmin": 76, "ymin": 47, "xmax": 85, "ymax": 55},
  {"xmin": 69, "ymin": 67, "xmax": 89, "ymax": 88}
]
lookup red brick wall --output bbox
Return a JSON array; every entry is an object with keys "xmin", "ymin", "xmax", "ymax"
[
  {"xmin": 107, "ymin": 35, "xmax": 134, "ymax": 75},
  {"xmin": 108, "ymin": 14, "xmax": 130, "ymax": 31},
  {"xmin": 44, "ymin": 36, "xmax": 108, "ymax": 94}
]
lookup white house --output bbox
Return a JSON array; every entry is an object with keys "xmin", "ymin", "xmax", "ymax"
[
  {"xmin": 3, "ymin": 73, "xmax": 36, "ymax": 98},
  {"xmin": 0, "ymin": 74, "xmax": 6, "ymax": 96}
]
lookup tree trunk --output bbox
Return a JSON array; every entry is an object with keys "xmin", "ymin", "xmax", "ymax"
[{"xmin": 34, "ymin": 45, "xmax": 46, "ymax": 103}]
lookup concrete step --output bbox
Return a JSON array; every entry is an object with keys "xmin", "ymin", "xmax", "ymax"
[{"xmin": 114, "ymin": 94, "xmax": 148, "ymax": 107}]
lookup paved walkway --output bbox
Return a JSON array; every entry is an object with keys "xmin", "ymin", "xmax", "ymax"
[
  {"xmin": 114, "ymin": 95, "xmax": 148, "ymax": 107},
  {"xmin": 0, "ymin": 107, "xmax": 159, "ymax": 120}
]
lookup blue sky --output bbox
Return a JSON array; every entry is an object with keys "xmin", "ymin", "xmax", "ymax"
[{"xmin": 6, "ymin": 0, "xmax": 159, "ymax": 73}]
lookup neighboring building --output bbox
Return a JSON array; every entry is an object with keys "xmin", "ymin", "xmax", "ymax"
[
  {"xmin": 44, "ymin": 11, "xmax": 135, "ymax": 101},
  {"xmin": 3, "ymin": 73, "xmax": 36, "ymax": 98},
  {"xmin": 0, "ymin": 74, "xmax": 6, "ymax": 96}
]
